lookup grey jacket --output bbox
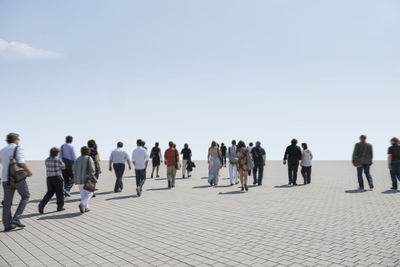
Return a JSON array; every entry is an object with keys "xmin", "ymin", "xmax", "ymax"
[
  {"xmin": 73, "ymin": 155, "xmax": 96, "ymax": 185},
  {"xmin": 352, "ymin": 141, "xmax": 373, "ymax": 166}
]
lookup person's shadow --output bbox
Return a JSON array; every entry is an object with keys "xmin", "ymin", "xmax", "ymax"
[
  {"xmin": 192, "ymin": 185, "xmax": 211, "ymax": 189},
  {"xmin": 105, "ymin": 195, "xmax": 137, "ymax": 201},
  {"xmin": 274, "ymin": 184, "xmax": 293, "ymax": 188},
  {"xmin": 38, "ymin": 212, "xmax": 82, "ymax": 220},
  {"xmin": 147, "ymin": 187, "xmax": 169, "ymax": 191},
  {"xmin": 345, "ymin": 189, "xmax": 367, "ymax": 193},
  {"xmin": 218, "ymin": 191, "xmax": 245, "ymax": 195},
  {"xmin": 382, "ymin": 189, "xmax": 399, "ymax": 194}
]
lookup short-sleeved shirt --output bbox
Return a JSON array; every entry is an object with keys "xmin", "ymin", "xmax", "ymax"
[
  {"xmin": 45, "ymin": 157, "xmax": 65, "ymax": 177},
  {"xmin": 388, "ymin": 144, "xmax": 400, "ymax": 161},
  {"xmin": 0, "ymin": 144, "xmax": 25, "ymax": 182},
  {"xmin": 60, "ymin": 143, "xmax": 77, "ymax": 161},
  {"xmin": 150, "ymin": 147, "xmax": 161, "ymax": 159},
  {"xmin": 132, "ymin": 146, "xmax": 149, "ymax": 170},
  {"xmin": 110, "ymin": 148, "xmax": 130, "ymax": 164},
  {"xmin": 164, "ymin": 148, "xmax": 179, "ymax": 167},
  {"xmin": 301, "ymin": 150, "xmax": 313, "ymax": 167},
  {"xmin": 181, "ymin": 148, "xmax": 192, "ymax": 160}
]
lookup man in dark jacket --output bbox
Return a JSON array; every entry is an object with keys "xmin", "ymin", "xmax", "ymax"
[
  {"xmin": 352, "ymin": 135, "xmax": 374, "ymax": 190},
  {"xmin": 283, "ymin": 139, "xmax": 302, "ymax": 185}
]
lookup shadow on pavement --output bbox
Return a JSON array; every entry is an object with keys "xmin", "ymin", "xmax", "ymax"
[
  {"xmin": 22, "ymin": 210, "xmax": 57, "ymax": 219},
  {"xmin": 274, "ymin": 185, "xmax": 293, "ymax": 188},
  {"xmin": 147, "ymin": 187, "xmax": 169, "ymax": 191},
  {"xmin": 123, "ymin": 176, "xmax": 136, "ymax": 178},
  {"xmin": 38, "ymin": 212, "xmax": 82, "ymax": 220},
  {"xmin": 93, "ymin": 191, "xmax": 114, "ymax": 196},
  {"xmin": 0, "ymin": 228, "xmax": 23, "ymax": 234},
  {"xmin": 105, "ymin": 195, "xmax": 137, "ymax": 201},
  {"xmin": 155, "ymin": 178, "xmax": 167, "ymax": 181},
  {"xmin": 218, "ymin": 191, "xmax": 245, "ymax": 195},
  {"xmin": 192, "ymin": 185, "xmax": 211, "ymax": 189},
  {"xmin": 381, "ymin": 189, "xmax": 399, "ymax": 194},
  {"xmin": 345, "ymin": 189, "xmax": 367, "ymax": 193}
]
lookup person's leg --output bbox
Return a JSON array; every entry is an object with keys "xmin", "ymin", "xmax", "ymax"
[
  {"xmin": 240, "ymin": 171, "xmax": 244, "ymax": 187},
  {"xmin": 2, "ymin": 182, "xmax": 16, "ymax": 228},
  {"xmin": 292, "ymin": 164, "xmax": 298, "ymax": 185},
  {"xmin": 258, "ymin": 164, "xmax": 264, "ymax": 185},
  {"xmin": 156, "ymin": 165, "xmax": 160, "ymax": 177},
  {"xmin": 55, "ymin": 176, "xmax": 64, "ymax": 210},
  {"xmin": 390, "ymin": 168, "xmax": 397, "ymax": 189},
  {"xmin": 244, "ymin": 172, "xmax": 248, "ymax": 186},
  {"xmin": 357, "ymin": 167, "xmax": 364, "ymax": 189},
  {"xmin": 172, "ymin": 168, "xmax": 176, "ymax": 187},
  {"xmin": 363, "ymin": 164, "xmax": 373, "ymax": 187},
  {"xmin": 40, "ymin": 177, "xmax": 56, "ymax": 209},
  {"xmin": 253, "ymin": 165, "xmax": 258, "ymax": 184},
  {"xmin": 288, "ymin": 166, "xmax": 293, "ymax": 184},
  {"xmin": 12, "ymin": 180, "xmax": 30, "ymax": 224},
  {"xmin": 135, "ymin": 169, "xmax": 140, "ymax": 188},
  {"xmin": 301, "ymin": 167, "xmax": 307, "ymax": 184},
  {"xmin": 182, "ymin": 160, "xmax": 187, "ymax": 177},
  {"xmin": 234, "ymin": 165, "xmax": 239, "ymax": 184},
  {"xmin": 167, "ymin": 166, "xmax": 172, "ymax": 188},
  {"xmin": 139, "ymin": 169, "xmax": 146, "ymax": 191},
  {"xmin": 307, "ymin": 167, "xmax": 312, "ymax": 184},
  {"xmin": 229, "ymin": 164, "xmax": 234, "ymax": 184}
]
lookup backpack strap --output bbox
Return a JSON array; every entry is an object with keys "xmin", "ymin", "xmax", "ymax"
[{"xmin": 13, "ymin": 145, "xmax": 19, "ymax": 159}]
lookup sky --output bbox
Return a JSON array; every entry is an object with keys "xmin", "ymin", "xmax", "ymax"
[{"xmin": 0, "ymin": 0, "xmax": 399, "ymax": 160}]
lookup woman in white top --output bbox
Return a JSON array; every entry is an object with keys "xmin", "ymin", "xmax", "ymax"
[{"xmin": 301, "ymin": 143, "xmax": 313, "ymax": 184}]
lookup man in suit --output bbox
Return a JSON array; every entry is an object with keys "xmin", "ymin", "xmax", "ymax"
[
  {"xmin": 352, "ymin": 135, "xmax": 374, "ymax": 190},
  {"xmin": 283, "ymin": 139, "xmax": 302, "ymax": 185}
]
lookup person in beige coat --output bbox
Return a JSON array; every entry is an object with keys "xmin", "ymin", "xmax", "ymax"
[{"xmin": 73, "ymin": 146, "xmax": 96, "ymax": 213}]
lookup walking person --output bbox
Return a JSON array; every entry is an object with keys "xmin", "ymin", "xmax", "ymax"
[
  {"xmin": 283, "ymin": 139, "xmax": 302, "ymax": 185},
  {"xmin": 60, "ymin": 136, "xmax": 76, "ymax": 197},
  {"xmin": 247, "ymin": 142, "xmax": 254, "ymax": 176},
  {"xmin": 388, "ymin": 137, "xmax": 400, "ymax": 190},
  {"xmin": 132, "ymin": 139, "xmax": 149, "ymax": 197},
  {"xmin": 208, "ymin": 141, "xmax": 222, "ymax": 187},
  {"xmin": 220, "ymin": 143, "xmax": 227, "ymax": 167},
  {"xmin": 73, "ymin": 146, "xmax": 97, "ymax": 213},
  {"xmin": 251, "ymin": 141, "xmax": 266, "ymax": 186},
  {"xmin": 181, "ymin": 143, "xmax": 192, "ymax": 178},
  {"xmin": 300, "ymin": 143, "xmax": 313, "ymax": 184},
  {"xmin": 88, "ymin": 140, "xmax": 101, "ymax": 180},
  {"xmin": 352, "ymin": 135, "xmax": 374, "ymax": 190},
  {"xmin": 164, "ymin": 141, "xmax": 179, "ymax": 189},
  {"xmin": 109, "ymin": 142, "xmax": 131, "ymax": 193},
  {"xmin": 228, "ymin": 140, "xmax": 239, "ymax": 186},
  {"xmin": 38, "ymin": 147, "xmax": 66, "ymax": 214},
  {"xmin": 150, "ymin": 142, "xmax": 162, "ymax": 178},
  {"xmin": 0, "ymin": 133, "xmax": 32, "ymax": 231},
  {"xmin": 237, "ymin": 141, "xmax": 251, "ymax": 191}
]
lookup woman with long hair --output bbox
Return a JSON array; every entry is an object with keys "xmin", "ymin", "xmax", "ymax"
[
  {"xmin": 208, "ymin": 141, "xmax": 221, "ymax": 187},
  {"xmin": 236, "ymin": 140, "xmax": 250, "ymax": 191}
]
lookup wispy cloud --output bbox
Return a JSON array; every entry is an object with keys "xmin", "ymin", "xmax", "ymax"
[{"xmin": 0, "ymin": 39, "xmax": 62, "ymax": 60}]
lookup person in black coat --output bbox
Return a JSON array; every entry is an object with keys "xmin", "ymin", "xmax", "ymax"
[{"xmin": 283, "ymin": 139, "xmax": 302, "ymax": 185}]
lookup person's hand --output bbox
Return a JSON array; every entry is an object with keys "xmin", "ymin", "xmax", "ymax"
[
  {"xmin": 389, "ymin": 165, "xmax": 392, "ymax": 171},
  {"xmin": 129, "ymin": 166, "xmax": 132, "ymax": 170},
  {"xmin": 264, "ymin": 162, "xmax": 266, "ymax": 166},
  {"xmin": 109, "ymin": 166, "xmax": 112, "ymax": 171},
  {"xmin": 283, "ymin": 160, "xmax": 286, "ymax": 165},
  {"xmin": 27, "ymin": 170, "xmax": 32, "ymax": 177},
  {"xmin": 99, "ymin": 169, "xmax": 102, "ymax": 174}
]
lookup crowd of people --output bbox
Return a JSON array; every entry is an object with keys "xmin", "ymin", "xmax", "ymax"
[{"xmin": 0, "ymin": 132, "xmax": 399, "ymax": 232}]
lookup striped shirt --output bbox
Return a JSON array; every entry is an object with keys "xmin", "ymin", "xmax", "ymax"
[{"xmin": 45, "ymin": 157, "xmax": 65, "ymax": 177}]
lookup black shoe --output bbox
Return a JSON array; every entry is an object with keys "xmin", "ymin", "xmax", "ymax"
[
  {"xmin": 136, "ymin": 188, "xmax": 141, "ymax": 197},
  {"xmin": 293, "ymin": 183, "xmax": 297, "ymax": 186},
  {"xmin": 288, "ymin": 182, "xmax": 292, "ymax": 185},
  {"xmin": 241, "ymin": 186, "xmax": 244, "ymax": 191},
  {"xmin": 391, "ymin": 187, "xmax": 398, "ymax": 190},
  {"xmin": 79, "ymin": 204, "xmax": 85, "ymax": 213},
  {"xmin": 114, "ymin": 189, "xmax": 121, "ymax": 193},
  {"xmin": 168, "ymin": 181, "xmax": 171, "ymax": 189},
  {"xmin": 38, "ymin": 204, "xmax": 44, "ymax": 214},
  {"xmin": 57, "ymin": 208, "xmax": 65, "ymax": 212},
  {"xmin": 92, "ymin": 193, "xmax": 96, "ymax": 198},
  {"xmin": 369, "ymin": 183, "xmax": 374, "ymax": 189},
  {"xmin": 244, "ymin": 185, "xmax": 249, "ymax": 191},
  {"xmin": 253, "ymin": 182, "xmax": 257, "ymax": 185},
  {"xmin": 358, "ymin": 187, "xmax": 364, "ymax": 190},
  {"xmin": 235, "ymin": 182, "xmax": 239, "ymax": 185},
  {"xmin": 183, "ymin": 176, "xmax": 185, "ymax": 179},
  {"xmin": 4, "ymin": 225, "xmax": 16, "ymax": 232},
  {"xmin": 230, "ymin": 183, "xmax": 234, "ymax": 186},
  {"xmin": 188, "ymin": 175, "xmax": 192, "ymax": 178},
  {"xmin": 258, "ymin": 184, "xmax": 262, "ymax": 186},
  {"xmin": 11, "ymin": 221, "xmax": 25, "ymax": 228}
]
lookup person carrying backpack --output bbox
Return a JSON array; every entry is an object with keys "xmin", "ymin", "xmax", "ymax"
[{"xmin": 251, "ymin": 141, "xmax": 266, "ymax": 186}]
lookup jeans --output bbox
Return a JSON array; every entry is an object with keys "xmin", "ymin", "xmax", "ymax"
[
  {"xmin": 167, "ymin": 166, "xmax": 177, "ymax": 187},
  {"xmin": 221, "ymin": 155, "xmax": 226, "ymax": 166},
  {"xmin": 357, "ymin": 164, "xmax": 373, "ymax": 188},
  {"xmin": 78, "ymin": 184, "xmax": 93, "ymax": 209},
  {"xmin": 253, "ymin": 163, "xmax": 264, "ymax": 185},
  {"xmin": 2, "ymin": 180, "xmax": 30, "ymax": 227},
  {"xmin": 182, "ymin": 159, "xmax": 190, "ymax": 177},
  {"xmin": 229, "ymin": 164, "xmax": 239, "ymax": 184},
  {"xmin": 301, "ymin": 166, "xmax": 312, "ymax": 184},
  {"xmin": 62, "ymin": 158, "xmax": 74, "ymax": 191},
  {"xmin": 135, "ymin": 169, "xmax": 146, "ymax": 190},
  {"xmin": 288, "ymin": 163, "xmax": 299, "ymax": 184},
  {"xmin": 39, "ymin": 176, "xmax": 64, "ymax": 210},
  {"xmin": 390, "ymin": 161, "xmax": 400, "ymax": 189},
  {"xmin": 113, "ymin": 163, "xmax": 125, "ymax": 192}
]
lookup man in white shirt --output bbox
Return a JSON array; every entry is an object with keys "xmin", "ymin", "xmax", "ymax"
[
  {"xmin": 228, "ymin": 140, "xmax": 239, "ymax": 186},
  {"xmin": 0, "ymin": 133, "xmax": 32, "ymax": 232},
  {"xmin": 132, "ymin": 139, "xmax": 149, "ymax": 197},
  {"xmin": 109, "ymin": 142, "xmax": 131, "ymax": 193}
]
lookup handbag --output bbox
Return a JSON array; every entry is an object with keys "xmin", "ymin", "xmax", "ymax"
[
  {"xmin": 246, "ymin": 150, "xmax": 255, "ymax": 170},
  {"xmin": 83, "ymin": 157, "xmax": 97, "ymax": 192},
  {"xmin": 8, "ymin": 146, "xmax": 28, "ymax": 184},
  {"xmin": 229, "ymin": 147, "xmax": 239, "ymax": 164}
]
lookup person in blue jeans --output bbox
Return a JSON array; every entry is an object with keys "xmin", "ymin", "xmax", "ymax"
[
  {"xmin": 352, "ymin": 135, "xmax": 374, "ymax": 190},
  {"xmin": 251, "ymin": 141, "xmax": 266, "ymax": 186},
  {"xmin": 388, "ymin": 137, "xmax": 400, "ymax": 190}
]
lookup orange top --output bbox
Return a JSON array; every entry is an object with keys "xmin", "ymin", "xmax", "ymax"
[{"xmin": 164, "ymin": 148, "xmax": 179, "ymax": 167}]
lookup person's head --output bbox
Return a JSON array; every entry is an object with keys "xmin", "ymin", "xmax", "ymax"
[
  {"xmin": 301, "ymin": 143, "xmax": 308, "ymax": 150},
  {"xmin": 232, "ymin": 140, "xmax": 236, "ymax": 145},
  {"xmin": 256, "ymin": 141, "xmax": 261, "ymax": 147},
  {"xmin": 117, "ymin": 142, "xmax": 123, "ymax": 148},
  {"xmin": 211, "ymin": 141, "xmax": 217, "ymax": 148},
  {"xmin": 249, "ymin": 142, "xmax": 254, "ymax": 147},
  {"xmin": 237, "ymin": 140, "xmax": 245, "ymax": 148},
  {"xmin": 390, "ymin": 137, "xmax": 399, "ymax": 145},
  {"xmin": 87, "ymin": 139, "xmax": 97, "ymax": 149},
  {"xmin": 221, "ymin": 142, "xmax": 225, "ymax": 147},
  {"xmin": 66, "ymin": 136, "xmax": 73, "ymax": 143},
  {"xmin": 184, "ymin": 143, "xmax": 188, "ymax": 149},
  {"xmin": 173, "ymin": 144, "xmax": 176, "ymax": 148},
  {"xmin": 6, "ymin": 133, "xmax": 20, "ymax": 144},
  {"xmin": 168, "ymin": 141, "xmax": 174, "ymax": 148},
  {"xmin": 50, "ymin": 147, "xmax": 60, "ymax": 157},
  {"xmin": 360, "ymin": 135, "xmax": 367, "ymax": 142},
  {"xmin": 136, "ymin": 139, "xmax": 142, "ymax": 147},
  {"xmin": 142, "ymin": 141, "xmax": 146, "ymax": 147},
  {"xmin": 155, "ymin": 142, "xmax": 159, "ymax": 147},
  {"xmin": 291, "ymin": 139, "xmax": 298, "ymax": 145},
  {"xmin": 81, "ymin": 146, "xmax": 90, "ymax": 156}
]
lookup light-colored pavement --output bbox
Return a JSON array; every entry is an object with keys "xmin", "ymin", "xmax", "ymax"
[{"xmin": 0, "ymin": 160, "xmax": 399, "ymax": 267}]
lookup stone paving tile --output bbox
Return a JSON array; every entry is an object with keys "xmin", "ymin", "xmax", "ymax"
[{"xmin": 1, "ymin": 161, "xmax": 400, "ymax": 266}]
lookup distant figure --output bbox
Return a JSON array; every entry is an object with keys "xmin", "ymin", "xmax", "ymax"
[
  {"xmin": 181, "ymin": 143, "xmax": 192, "ymax": 178},
  {"xmin": 300, "ymin": 143, "xmax": 313, "ymax": 184},
  {"xmin": 208, "ymin": 141, "xmax": 222, "ymax": 187},
  {"xmin": 352, "ymin": 135, "xmax": 374, "ymax": 190},
  {"xmin": 237, "ymin": 140, "xmax": 250, "ymax": 191},
  {"xmin": 39, "ymin": 147, "xmax": 65, "ymax": 214},
  {"xmin": 73, "ymin": 146, "xmax": 96, "ymax": 213},
  {"xmin": 220, "ymin": 143, "xmax": 227, "ymax": 167},
  {"xmin": 132, "ymin": 139, "xmax": 149, "ymax": 197},
  {"xmin": 150, "ymin": 142, "xmax": 162, "ymax": 178},
  {"xmin": 251, "ymin": 141, "xmax": 266, "ymax": 186},
  {"xmin": 0, "ymin": 133, "xmax": 32, "ymax": 232},
  {"xmin": 283, "ymin": 139, "xmax": 302, "ymax": 186},
  {"xmin": 247, "ymin": 142, "xmax": 254, "ymax": 176},
  {"xmin": 164, "ymin": 141, "xmax": 179, "ymax": 189},
  {"xmin": 109, "ymin": 142, "xmax": 131, "ymax": 193},
  {"xmin": 88, "ymin": 139, "xmax": 101, "ymax": 180},
  {"xmin": 228, "ymin": 140, "xmax": 239, "ymax": 186},
  {"xmin": 141, "ymin": 141, "xmax": 148, "ymax": 151},
  {"xmin": 387, "ymin": 137, "xmax": 400, "ymax": 190},
  {"xmin": 60, "ymin": 136, "xmax": 76, "ymax": 197}
]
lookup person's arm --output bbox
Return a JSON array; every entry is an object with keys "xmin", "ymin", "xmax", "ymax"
[
  {"xmin": 72, "ymin": 146, "xmax": 77, "ymax": 161},
  {"xmin": 208, "ymin": 149, "xmax": 211, "ymax": 163},
  {"xmin": 96, "ymin": 153, "xmax": 102, "ymax": 173},
  {"xmin": 283, "ymin": 147, "xmax": 288, "ymax": 165},
  {"xmin": 88, "ymin": 157, "xmax": 96, "ymax": 181},
  {"xmin": 159, "ymin": 150, "xmax": 163, "ymax": 163},
  {"xmin": 16, "ymin": 147, "xmax": 32, "ymax": 176},
  {"xmin": 388, "ymin": 154, "xmax": 392, "ymax": 170},
  {"xmin": 352, "ymin": 144, "xmax": 358, "ymax": 166},
  {"xmin": 109, "ymin": 160, "xmax": 113, "ymax": 171},
  {"xmin": 125, "ymin": 152, "xmax": 132, "ymax": 170},
  {"xmin": 370, "ymin": 145, "xmax": 373, "ymax": 164},
  {"xmin": 301, "ymin": 151, "xmax": 304, "ymax": 165},
  {"xmin": 164, "ymin": 151, "xmax": 167, "ymax": 165},
  {"xmin": 59, "ymin": 158, "xmax": 66, "ymax": 170},
  {"xmin": 310, "ymin": 152, "xmax": 313, "ymax": 160},
  {"xmin": 145, "ymin": 151, "xmax": 149, "ymax": 168}
]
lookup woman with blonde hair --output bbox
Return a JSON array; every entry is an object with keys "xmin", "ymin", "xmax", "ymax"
[{"xmin": 208, "ymin": 141, "xmax": 221, "ymax": 187}]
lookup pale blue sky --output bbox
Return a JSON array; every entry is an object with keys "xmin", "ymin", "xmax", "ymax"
[{"xmin": 0, "ymin": 0, "xmax": 399, "ymax": 160}]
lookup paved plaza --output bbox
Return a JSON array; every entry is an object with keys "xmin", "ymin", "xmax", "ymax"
[{"xmin": 0, "ymin": 160, "xmax": 399, "ymax": 267}]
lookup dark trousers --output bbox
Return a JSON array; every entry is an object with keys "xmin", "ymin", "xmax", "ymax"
[
  {"xmin": 253, "ymin": 163, "xmax": 264, "ymax": 185},
  {"xmin": 390, "ymin": 161, "xmax": 400, "ymax": 189},
  {"xmin": 301, "ymin": 166, "xmax": 312, "ymax": 184},
  {"xmin": 62, "ymin": 158, "xmax": 74, "ymax": 191},
  {"xmin": 113, "ymin": 163, "xmax": 125, "ymax": 192},
  {"xmin": 221, "ymin": 155, "xmax": 226, "ymax": 166},
  {"xmin": 135, "ymin": 169, "xmax": 146, "ymax": 189},
  {"xmin": 39, "ymin": 176, "xmax": 64, "ymax": 210},
  {"xmin": 357, "ymin": 164, "xmax": 373, "ymax": 188},
  {"xmin": 2, "ymin": 180, "xmax": 30, "ymax": 227},
  {"xmin": 288, "ymin": 163, "xmax": 299, "ymax": 184}
]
